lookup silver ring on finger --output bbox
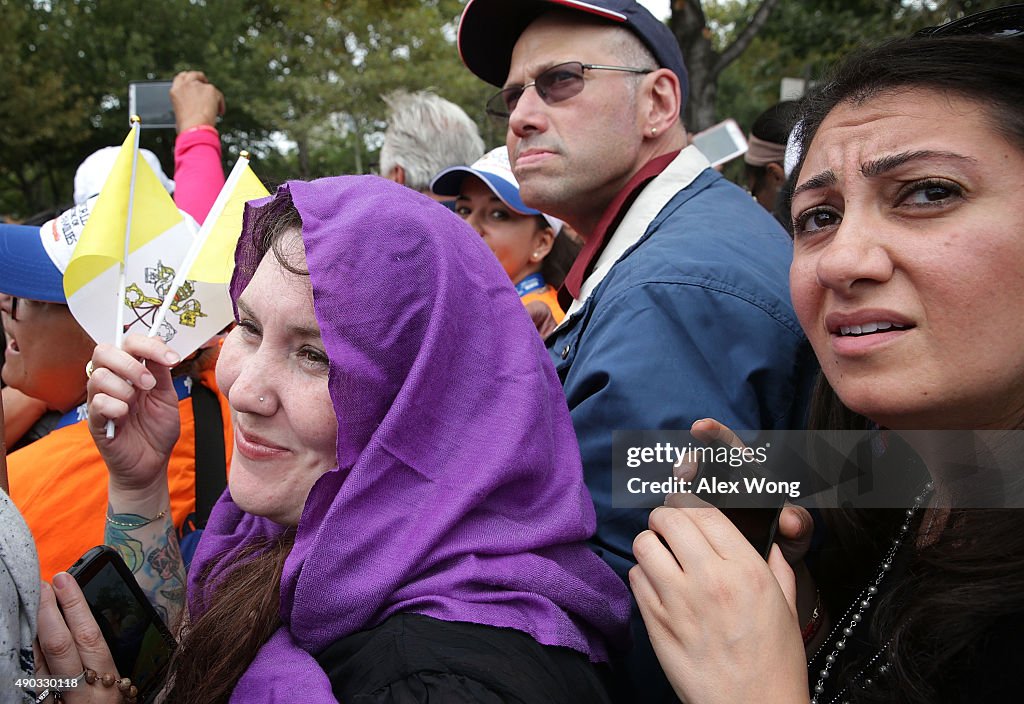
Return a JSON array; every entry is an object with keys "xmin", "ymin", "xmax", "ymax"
[{"xmin": 37, "ymin": 669, "xmax": 87, "ymax": 702}]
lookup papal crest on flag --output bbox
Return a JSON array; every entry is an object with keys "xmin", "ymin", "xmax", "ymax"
[{"xmin": 63, "ymin": 128, "xmax": 234, "ymax": 359}]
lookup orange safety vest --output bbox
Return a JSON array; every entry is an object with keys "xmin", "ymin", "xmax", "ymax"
[{"xmin": 521, "ymin": 285, "xmax": 566, "ymax": 326}]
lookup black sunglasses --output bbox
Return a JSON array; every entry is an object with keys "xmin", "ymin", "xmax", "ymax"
[
  {"xmin": 486, "ymin": 61, "xmax": 653, "ymax": 120},
  {"xmin": 9, "ymin": 296, "xmax": 18, "ymax": 322},
  {"xmin": 915, "ymin": 3, "xmax": 1024, "ymax": 38}
]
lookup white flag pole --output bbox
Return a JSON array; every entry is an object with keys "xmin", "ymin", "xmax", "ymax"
[
  {"xmin": 106, "ymin": 116, "xmax": 143, "ymax": 439},
  {"xmin": 147, "ymin": 152, "xmax": 251, "ymax": 340}
]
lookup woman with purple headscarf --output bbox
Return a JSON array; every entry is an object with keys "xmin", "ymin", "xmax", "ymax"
[{"xmin": 34, "ymin": 176, "xmax": 630, "ymax": 703}]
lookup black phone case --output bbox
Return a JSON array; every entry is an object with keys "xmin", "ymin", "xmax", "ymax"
[
  {"xmin": 67, "ymin": 546, "xmax": 177, "ymax": 703},
  {"xmin": 691, "ymin": 442, "xmax": 786, "ymax": 560}
]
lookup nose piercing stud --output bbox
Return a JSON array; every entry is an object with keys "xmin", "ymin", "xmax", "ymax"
[{"xmin": 259, "ymin": 396, "xmax": 265, "ymax": 402}]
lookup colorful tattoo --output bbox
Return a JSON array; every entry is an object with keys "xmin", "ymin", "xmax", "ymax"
[{"xmin": 105, "ymin": 503, "xmax": 185, "ymax": 629}]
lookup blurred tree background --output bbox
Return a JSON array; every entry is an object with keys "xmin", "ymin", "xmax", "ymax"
[{"xmin": 0, "ymin": 0, "xmax": 1011, "ymax": 220}]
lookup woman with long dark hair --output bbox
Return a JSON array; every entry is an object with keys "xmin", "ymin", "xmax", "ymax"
[
  {"xmin": 33, "ymin": 176, "xmax": 630, "ymax": 703},
  {"xmin": 631, "ymin": 7, "xmax": 1024, "ymax": 703}
]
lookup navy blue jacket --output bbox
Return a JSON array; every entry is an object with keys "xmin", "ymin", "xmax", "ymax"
[{"xmin": 547, "ymin": 165, "xmax": 817, "ymax": 701}]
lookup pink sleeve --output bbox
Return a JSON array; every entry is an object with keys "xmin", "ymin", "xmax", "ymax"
[{"xmin": 173, "ymin": 128, "xmax": 225, "ymax": 224}]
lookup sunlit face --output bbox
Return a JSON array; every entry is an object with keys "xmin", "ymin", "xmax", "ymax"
[
  {"xmin": 216, "ymin": 233, "xmax": 338, "ymax": 525},
  {"xmin": 789, "ymin": 88, "xmax": 1024, "ymax": 430},
  {"xmin": 454, "ymin": 176, "xmax": 551, "ymax": 285},
  {"xmin": 0, "ymin": 294, "xmax": 95, "ymax": 412},
  {"xmin": 506, "ymin": 13, "xmax": 648, "ymax": 229}
]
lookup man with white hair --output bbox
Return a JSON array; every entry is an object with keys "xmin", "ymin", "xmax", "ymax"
[{"xmin": 378, "ymin": 90, "xmax": 485, "ymax": 198}]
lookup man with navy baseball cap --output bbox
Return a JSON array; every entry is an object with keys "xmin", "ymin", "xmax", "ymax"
[{"xmin": 458, "ymin": 2, "xmax": 817, "ymax": 700}]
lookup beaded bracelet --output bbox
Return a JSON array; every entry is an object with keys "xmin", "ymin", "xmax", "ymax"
[
  {"xmin": 87, "ymin": 669, "xmax": 138, "ymax": 703},
  {"xmin": 801, "ymin": 589, "xmax": 824, "ymax": 645}
]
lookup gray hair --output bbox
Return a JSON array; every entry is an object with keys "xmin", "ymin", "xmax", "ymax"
[
  {"xmin": 379, "ymin": 90, "xmax": 485, "ymax": 192},
  {"xmin": 608, "ymin": 26, "xmax": 658, "ymax": 73}
]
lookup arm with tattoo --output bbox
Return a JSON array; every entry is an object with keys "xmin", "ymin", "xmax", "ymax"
[
  {"xmin": 105, "ymin": 489, "xmax": 186, "ymax": 632},
  {"xmin": 85, "ymin": 336, "xmax": 190, "ymax": 632}
]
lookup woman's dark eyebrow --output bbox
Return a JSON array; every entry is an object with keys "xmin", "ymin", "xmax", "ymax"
[
  {"xmin": 793, "ymin": 150, "xmax": 978, "ymax": 199},
  {"xmin": 860, "ymin": 150, "xmax": 977, "ymax": 177},
  {"xmin": 792, "ymin": 170, "xmax": 837, "ymax": 199},
  {"xmin": 236, "ymin": 298, "xmax": 256, "ymax": 320}
]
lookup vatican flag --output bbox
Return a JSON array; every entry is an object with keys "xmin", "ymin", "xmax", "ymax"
[{"xmin": 148, "ymin": 152, "xmax": 270, "ymax": 340}]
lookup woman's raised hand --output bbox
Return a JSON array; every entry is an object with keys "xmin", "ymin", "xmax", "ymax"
[
  {"xmin": 86, "ymin": 335, "xmax": 182, "ymax": 496},
  {"xmin": 631, "ymin": 506, "xmax": 809, "ymax": 704}
]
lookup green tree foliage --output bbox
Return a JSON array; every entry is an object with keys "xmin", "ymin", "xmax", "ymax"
[
  {"xmin": 8, "ymin": 0, "xmax": 1007, "ymax": 219},
  {"xmin": 698, "ymin": 0, "xmax": 1011, "ymax": 136},
  {"xmin": 1, "ymin": 0, "xmax": 493, "ymax": 219}
]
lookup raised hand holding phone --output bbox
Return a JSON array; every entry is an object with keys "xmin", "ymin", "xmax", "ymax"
[
  {"xmin": 631, "ymin": 418, "xmax": 821, "ymax": 703},
  {"xmin": 668, "ymin": 418, "xmax": 814, "ymax": 563},
  {"xmin": 631, "ymin": 486, "xmax": 807, "ymax": 704},
  {"xmin": 68, "ymin": 547, "xmax": 177, "ymax": 703},
  {"xmin": 169, "ymin": 71, "xmax": 225, "ymax": 133}
]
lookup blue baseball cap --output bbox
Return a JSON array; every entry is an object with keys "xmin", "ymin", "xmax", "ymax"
[
  {"xmin": 430, "ymin": 147, "xmax": 563, "ymax": 233},
  {"xmin": 458, "ymin": 0, "xmax": 688, "ymax": 111},
  {"xmin": 0, "ymin": 222, "xmax": 67, "ymax": 303},
  {"xmin": 0, "ymin": 199, "xmax": 99, "ymax": 304}
]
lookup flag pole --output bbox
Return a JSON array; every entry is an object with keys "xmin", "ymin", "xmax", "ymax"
[
  {"xmin": 106, "ymin": 115, "xmax": 142, "ymax": 439},
  {"xmin": 148, "ymin": 151, "xmax": 251, "ymax": 340}
]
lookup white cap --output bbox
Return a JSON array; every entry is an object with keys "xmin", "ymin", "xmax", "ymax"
[{"xmin": 74, "ymin": 147, "xmax": 175, "ymax": 205}]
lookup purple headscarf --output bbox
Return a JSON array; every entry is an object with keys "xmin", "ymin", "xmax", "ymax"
[{"xmin": 189, "ymin": 177, "xmax": 630, "ymax": 702}]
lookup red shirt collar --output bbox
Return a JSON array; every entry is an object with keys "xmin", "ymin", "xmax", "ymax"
[{"xmin": 559, "ymin": 150, "xmax": 681, "ymax": 309}]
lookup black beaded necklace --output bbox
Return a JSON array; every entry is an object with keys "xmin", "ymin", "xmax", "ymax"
[{"xmin": 808, "ymin": 482, "xmax": 933, "ymax": 704}]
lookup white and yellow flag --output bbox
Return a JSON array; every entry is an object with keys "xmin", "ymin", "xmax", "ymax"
[
  {"xmin": 148, "ymin": 153, "xmax": 270, "ymax": 340},
  {"xmin": 189, "ymin": 154, "xmax": 270, "ymax": 284},
  {"xmin": 64, "ymin": 128, "xmax": 231, "ymax": 358}
]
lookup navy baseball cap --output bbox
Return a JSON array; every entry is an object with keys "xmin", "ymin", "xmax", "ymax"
[
  {"xmin": 0, "ymin": 222, "xmax": 67, "ymax": 303},
  {"xmin": 458, "ymin": 0, "xmax": 688, "ymax": 111}
]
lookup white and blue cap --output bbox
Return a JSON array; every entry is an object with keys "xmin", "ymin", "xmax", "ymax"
[
  {"xmin": 0, "ymin": 199, "xmax": 97, "ymax": 303},
  {"xmin": 430, "ymin": 147, "xmax": 563, "ymax": 233}
]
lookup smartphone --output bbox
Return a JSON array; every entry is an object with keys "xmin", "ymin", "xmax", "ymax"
[
  {"xmin": 691, "ymin": 441, "xmax": 784, "ymax": 559},
  {"xmin": 128, "ymin": 80, "xmax": 176, "ymax": 129},
  {"xmin": 67, "ymin": 546, "xmax": 177, "ymax": 703},
  {"xmin": 691, "ymin": 118, "xmax": 748, "ymax": 167}
]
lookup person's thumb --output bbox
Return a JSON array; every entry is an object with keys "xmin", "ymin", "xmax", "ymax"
[{"xmin": 767, "ymin": 543, "xmax": 798, "ymax": 616}]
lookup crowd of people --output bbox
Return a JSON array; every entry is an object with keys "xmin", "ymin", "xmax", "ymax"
[{"xmin": 2, "ymin": 0, "xmax": 1023, "ymax": 702}]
